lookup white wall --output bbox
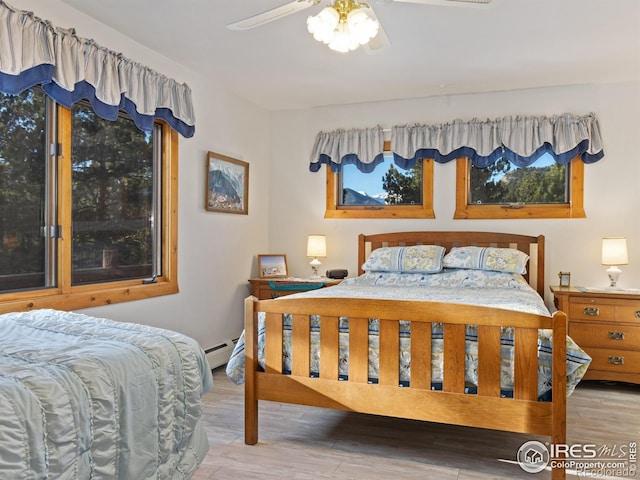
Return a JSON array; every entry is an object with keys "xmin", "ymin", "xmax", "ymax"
[
  {"xmin": 268, "ymin": 82, "xmax": 640, "ymax": 308},
  {"xmin": 10, "ymin": 1, "xmax": 640, "ymax": 347},
  {"xmin": 13, "ymin": 0, "xmax": 270, "ymax": 348}
]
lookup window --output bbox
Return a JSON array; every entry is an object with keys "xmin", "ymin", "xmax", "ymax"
[
  {"xmin": 454, "ymin": 154, "xmax": 585, "ymax": 219},
  {"xmin": 325, "ymin": 141, "xmax": 434, "ymax": 219},
  {"xmin": 0, "ymin": 88, "xmax": 178, "ymax": 313},
  {"xmin": 0, "ymin": 88, "xmax": 48, "ymax": 292}
]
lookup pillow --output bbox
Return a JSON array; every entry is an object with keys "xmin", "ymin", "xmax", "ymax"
[
  {"xmin": 362, "ymin": 245, "xmax": 445, "ymax": 274},
  {"xmin": 443, "ymin": 246, "xmax": 529, "ymax": 274}
]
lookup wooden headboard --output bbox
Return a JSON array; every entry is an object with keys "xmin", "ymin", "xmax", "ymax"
[{"xmin": 357, "ymin": 231, "xmax": 545, "ymax": 297}]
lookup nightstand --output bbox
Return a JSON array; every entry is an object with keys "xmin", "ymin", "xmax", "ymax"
[
  {"xmin": 551, "ymin": 286, "xmax": 640, "ymax": 384},
  {"xmin": 248, "ymin": 278, "xmax": 342, "ymax": 300}
]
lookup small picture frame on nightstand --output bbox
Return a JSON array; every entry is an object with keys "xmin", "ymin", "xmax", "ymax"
[
  {"xmin": 558, "ymin": 271, "xmax": 571, "ymax": 287},
  {"xmin": 258, "ymin": 254, "xmax": 288, "ymax": 278}
]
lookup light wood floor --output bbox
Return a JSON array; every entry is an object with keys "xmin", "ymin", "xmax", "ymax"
[{"xmin": 193, "ymin": 368, "xmax": 639, "ymax": 479}]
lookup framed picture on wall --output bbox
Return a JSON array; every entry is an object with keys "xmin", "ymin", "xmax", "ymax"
[
  {"xmin": 258, "ymin": 254, "xmax": 288, "ymax": 278},
  {"xmin": 206, "ymin": 151, "xmax": 249, "ymax": 214}
]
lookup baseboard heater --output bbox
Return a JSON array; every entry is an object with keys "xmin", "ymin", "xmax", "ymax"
[{"xmin": 204, "ymin": 337, "xmax": 239, "ymax": 369}]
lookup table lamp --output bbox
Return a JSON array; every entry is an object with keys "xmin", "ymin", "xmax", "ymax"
[
  {"xmin": 307, "ymin": 234, "xmax": 326, "ymax": 279},
  {"xmin": 601, "ymin": 237, "xmax": 628, "ymax": 289}
]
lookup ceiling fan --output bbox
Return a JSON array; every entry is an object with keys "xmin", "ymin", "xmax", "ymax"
[{"xmin": 227, "ymin": 0, "xmax": 491, "ymax": 53}]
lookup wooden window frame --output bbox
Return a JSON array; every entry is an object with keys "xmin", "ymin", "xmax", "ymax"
[
  {"xmin": 0, "ymin": 102, "xmax": 179, "ymax": 314},
  {"xmin": 453, "ymin": 156, "xmax": 586, "ymax": 220},
  {"xmin": 325, "ymin": 140, "xmax": 435, "ymax": 219}
]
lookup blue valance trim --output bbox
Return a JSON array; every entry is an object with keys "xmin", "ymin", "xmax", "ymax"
[
  {"xmin": 396, "ymin": 141, "xmax": 604, "ymax": 169},
  {"xmin": 38, "ymin": 80, "xmax": 195, "ymax": 137},
  {"xmin": 0, "ymin": 65, "xmax": 53, "ymax": 94},
  {"xmin": 310, "ymin": 152, "xmax": 386, "ymax": 173}
]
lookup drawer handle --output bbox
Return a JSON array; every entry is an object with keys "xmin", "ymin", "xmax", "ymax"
[
  {"xmin": 608, "ymin": 356, "xmax": 624, "ymax": 365},
  {"xmin": 609, "ymin": 331, "xmax": 625, "ymax": 340},
  {"xmin": 636, "ymin": 311, "xmax": 640, "ymax": 318},
  {"xmin": 583, "ymin": 307, "xmax": 600, "ymax": 316}
]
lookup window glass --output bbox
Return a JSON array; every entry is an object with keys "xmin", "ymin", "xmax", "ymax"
[
  {"xmin": 340, "ymin": 158, "xmax": 423, "ymax": 206},
  {"xmin": 0, "ymin": 87, "xmax": 178, "ymax": 311},
  {"xmin": 454, "ymin": 155, "xmax": 585, "ymax": 220},
  {"xmin": 0, "ymin": 89, "xmax": 49, "ymax": 292},
  {"xmin": 325, "ymin": 143, "xmax": 434, "ymax": 219},
  {"xmin": 71, "ymin": 103, "xmax": 158, "ymax": 285},
  {"xmin": 469, "ymin": 153, "xmax": 568, "ymax": 205}
]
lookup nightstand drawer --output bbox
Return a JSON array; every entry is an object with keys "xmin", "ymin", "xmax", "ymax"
[
  {"xmin": 261, "ymin": 288, "xmax": 308, "ymax": 299},
  {"xmin": 616, "ymin": 304, "xmax": 640, "ymax": 323},
  {"xmin": 551, "ymin": 286, "xmax": 640, "ymax": 384},
  {"xmin": 583, "ymin": 347, "xmax": 640, "ymax": 374},
  {"xmin": 569, "ymin": 300, "xmax": 615, "ymax": 321},
  {"xmin": 569, "ymin": 322, "xmax": 640, "ymax": 350}
]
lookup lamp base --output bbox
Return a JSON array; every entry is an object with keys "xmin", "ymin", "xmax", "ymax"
[
  {"xmin": 606, "ymin": 265, "xmax": 622, "ymax": 288},
  {"xmin": 310, "ymin": 258, "xmax": 321, "ymax": 279}
]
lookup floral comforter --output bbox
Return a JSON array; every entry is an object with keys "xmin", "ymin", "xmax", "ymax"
[{"xmin": 226, "ymin": 270, "xmax": 591, "ymax": 398}]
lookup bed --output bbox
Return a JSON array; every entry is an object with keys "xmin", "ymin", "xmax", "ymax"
[
  {"xmin": 226, "ymin": 231, "xmax": 592, "ymax": 480},
  {"xmin": 0, "ymin": 308, "xmax": 213, "ymax": 479}
]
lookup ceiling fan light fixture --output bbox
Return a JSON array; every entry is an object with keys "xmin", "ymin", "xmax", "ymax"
[
  {"xmin": 346, "ymin": 8, "xmax": 379, "ymax": 44},
  {"xmin": 308, "ymin": 1, "xmax": 380, "ymax": 53},
  {"xmin": 328, "ymin": 22, "xmax": 360, "ymax": 52},
  {"xmin": 307, "ymin": 7, "xmax": 339, "ymax": 43}
]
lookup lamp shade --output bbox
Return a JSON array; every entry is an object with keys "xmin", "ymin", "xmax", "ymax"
[
  {"xmin": 601, "ymin": 237, "xmax": 628, "ymax": 266},
  {"xmin": 307, "ymin": 234, "xmax": 327, "ymax": 257}
]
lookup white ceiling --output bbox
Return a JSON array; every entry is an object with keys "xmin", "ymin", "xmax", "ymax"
[{"xmin": 56, "ymin": 0, "xmax": 640, "ymax": 111}]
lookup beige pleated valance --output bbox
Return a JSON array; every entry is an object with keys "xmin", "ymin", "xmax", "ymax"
[
  {"xmin": 310, "ymin": 113, "xmax": 604, "ymax": 172},
  {"xmin": 0, "ymin": 0, "xmax": 195, "ymax": 137}
]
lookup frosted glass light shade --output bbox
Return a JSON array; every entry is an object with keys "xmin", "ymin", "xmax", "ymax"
[
  {"xmin": 307, "ymin": 4, "xmax": 379, "ymax": 53},
  {"xmin": 307, "ymin": 7, "xmax": 339, "ymax": 43}
]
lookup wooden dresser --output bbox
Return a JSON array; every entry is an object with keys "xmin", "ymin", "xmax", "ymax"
[
  {"xmin": 248, "ymin": 278, "xmax": 342, "ymax": 300},
  {"xmin": 551, "ymin": 286, "xmax": 640, "ymax": 384}
]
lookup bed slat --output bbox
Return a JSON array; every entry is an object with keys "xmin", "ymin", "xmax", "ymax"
[
  {"xmin": 514, "ymin": 328, "xmax": 540, "ymax": 400},
  {"xmin": 477, "ymin": 325, "xmax": 502, "ymax": 397},
  {"xmin": 410, "ymin": 322, "xmax": 432, "ymax": 389},
  {"xmin": 265, "ymin": 312, "xmax": 283, "ymax": 374},
  {"xmin": 320, "ymin": 315, "xmax": 339, "ymax": 380},
  {"xmin": 443, "ymin": 324, "xmax": 466, "ymax": 393},
  {"xmin": 291, "ymin": 314, "xmax": 310, "ymax": 377},
  {"xmin": 349, "ymin": 317, "xmax": 369, "ymax": 383},
  {"xmin": 379, "ymin": 320, "xmax": 400, "ymax": 386}
]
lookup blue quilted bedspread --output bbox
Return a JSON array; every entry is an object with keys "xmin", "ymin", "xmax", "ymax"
[{"xmin": 0, "ymin": 309, "xmax": 213, "ymax": 479}]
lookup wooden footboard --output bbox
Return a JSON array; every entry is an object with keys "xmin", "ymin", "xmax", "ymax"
[{"xmin": 244, "ymin": 295, "xmax": 568, "ymax": 480}]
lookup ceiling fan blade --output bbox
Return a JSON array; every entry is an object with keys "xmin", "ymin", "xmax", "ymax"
[
  {"xmin": 362, "ymin": 7, "xmax": 390, "ymax": 54},
  {"xmin": 363, "ymin": 26, "xmax": 390, "ymax": 54},
  {"xmin": 391, "ymin": 0, "xmax": 491, "ymax": 6},
  {"xmin": 227, "ymin": 0, "xmax": 320, "ymax": 30}
]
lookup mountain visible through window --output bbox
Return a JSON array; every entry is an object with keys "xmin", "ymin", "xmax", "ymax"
[{"xmin": 340, "ymin": 158, "xmax": 423, "ymax": 206}]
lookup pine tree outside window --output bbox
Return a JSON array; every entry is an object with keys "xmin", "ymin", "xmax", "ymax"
[{"xmin": 0, "ymin": 88, "xmax": 178, "ymax": 313}]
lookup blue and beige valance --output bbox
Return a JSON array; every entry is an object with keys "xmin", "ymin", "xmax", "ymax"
[
  {"xmin": 0, "ymin": 1, "xmax": 195, "ymax": 137},
  {"xmin": 310, "ymin": 113, "xmax": 604, "ymax": 172}
]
